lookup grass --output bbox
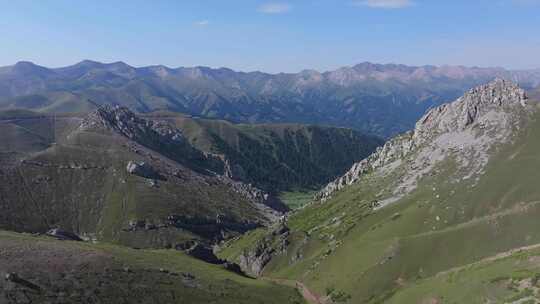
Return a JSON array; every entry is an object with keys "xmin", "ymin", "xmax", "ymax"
[
  {"xmin": 217, "ymin": 228, "xmax": 269, "ymax": 262},
  {"xmin": 385, "ymin": 247, "xmax": 540, "ymax": 303},
  {"xmin": 247, "ymin": 110, "xmax": 540, "ymax": 302},
  {"xmin": 279, "ymin": 191, "xmax": 317, "ymax": 210},
  {"xmin": 0, "ymin": 117, "xmax": 268, "ymax": 247},
  {"xmin": 0, "ymin": 230, "xmax": 306, "ymax": 304},
  {"xmin": 154, "ymin": 112, "xmax": 382, "ymax": 192}
]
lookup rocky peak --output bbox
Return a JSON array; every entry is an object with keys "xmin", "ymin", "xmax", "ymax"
[
  {"xmin": 316, "ymin": 79, "xmax": 530, "ymax": 203},
  {"xmin": 81, "ymin": 105, "xmax": 186, "ymax": 143},
  {"xmin": 79, "ymin": 105, "xmax": 229, "ymax": 175},
  {"xmin": 413, "ymin": 78, "xmax": 527, "ymax": 143}
]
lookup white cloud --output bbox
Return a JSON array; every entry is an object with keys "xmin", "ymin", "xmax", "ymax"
[
  {"xmin": 354, "ymin": 0, "xmax": 414, "ymax": 9},
  {"xmin": 195, "ymin": 20, "xmax": 210, "ymax": 26},
  {"xmin": 258, "ymin": 3, "xmax": 292, "ymax": 14}
]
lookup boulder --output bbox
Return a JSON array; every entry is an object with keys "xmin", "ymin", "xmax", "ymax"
[
  {"xmin": 182, "ymin": 242, "xmax": 223, "ymax": 265},
  {"xmin": 126, "ymin": 161, "xmax": 161, "ymax": 179},
  {"xmin": 46, "ymin": 228, "xmax": 83, "ymax": 241}
]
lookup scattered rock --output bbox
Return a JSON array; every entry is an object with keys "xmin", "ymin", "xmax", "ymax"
[
  {"xmin": 46, "ymin": 228, "xmax": 83, "ymax": 241},
  {"xmin": 182, "ymin": 243, "xmax": 223, "ymax": 265},
  {"xmin": 126, "ymin": 161, "xmax": 161, "ymax": 180},
  {"xmin": 4, "ymin": 273, "xmax": 41, "ymax": 292}
]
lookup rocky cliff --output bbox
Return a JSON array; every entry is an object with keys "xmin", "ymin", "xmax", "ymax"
[
  {"xmin": 81, "ymin": 105, "xmax": 226, "ymax": 175},
  {"xmin": 316, "ymin": 79, "xmax": 530, "ymax": 205}
]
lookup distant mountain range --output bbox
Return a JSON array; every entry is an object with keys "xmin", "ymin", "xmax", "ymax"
[{"xmin": 1, "ymin": 60, "xmax": 540, "ymax": 137}]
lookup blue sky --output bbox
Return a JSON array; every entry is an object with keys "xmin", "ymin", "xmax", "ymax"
[{"xmin": 1, "ymin": 0, "xmax": 539, "ymax": 73}]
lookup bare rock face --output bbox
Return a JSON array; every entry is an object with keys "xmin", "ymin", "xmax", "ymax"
[
  {"xmin": 412, "ymin": 78, "xmax": 528, "ymax": 142},
  {"xmin": 46, "ymin": 228, "xmax": 83, "ymax": 241},
  {"xmin": 237, "ymin": 223, "xmax": 290, "ymax": 277},
  {"xmin": 126, "ymin": 161, "xmax": 161, "ymax": 180},
  {"xmin": 224, "ymin": 180, "xmax": 289, "ymax": 218},
  {"xmin": 81, "ymin": 105, "xmax": 225, "ymax": 175},
  {"xmin": 81, "ymin": 105, "xmax": 185, "ymax": 143},
  {"xmin": 316, "ymin": 79, "xmax": 530, "ymax": 204}
]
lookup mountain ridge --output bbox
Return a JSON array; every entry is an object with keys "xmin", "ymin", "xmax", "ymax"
[
  {"xmin": 316, "ymin": 78, "xmax": 530, "ymax": 202},
  {"xmin": 219, "ymin": 79, "xmax": 540, "ymax": 303},
  {"xmin": 2, "ymin": 60, "xmax": 540, "ymax": 137}
]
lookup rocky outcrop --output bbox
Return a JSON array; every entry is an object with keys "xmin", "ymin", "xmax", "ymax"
[
  {"xmin": 412, "ymin": 78, "xmax": 528, "ymax": 142},
  {"xmin": 167, "ymin": 214, "xmax": 261, "ymax": 240},
  {"xmin": 180, "ymin": 242, "xmax": 223, "ymax": 264},
  {"xmin": 81, "ymin": 105, "xmax": 186, "ymax": 143},
  {"xmin": 315, "ymin": 132, "xmax": 414, "ymax": 202},
  {"xmin": 237, "ymin": 224, "xmax": 290, "ymax": 277},
  {"xmin": 316, "ymin": 79, "xmax": 530, "ymax": 204},
  {"xmin": 224, "ymin": 180, "xmax": 289, "ymax": 218},
  {"xmin": 126, "ymin": 161, "xmax": 162, "ymax": 180},
  {"xmin": 46, "ymin": 228, "xmax": 83, "ymax": 241},
  {"xmin": 84, "ymin": 106, "xmax": 287, "ymax": 222},
  {"xmin": 81, "ymin": 105, "xmax": 225, "ymax": 175}
]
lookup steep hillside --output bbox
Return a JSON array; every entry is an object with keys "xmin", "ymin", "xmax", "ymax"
[
  {"xmin": 0, "ymin": 230, "xmax": 304, "ymax": 304},
  {"xmin": 0, "ymin": 106, "xmax": 285, "ymax": 250},
  {"xmin": 145, "ymin": 112, "xmax": 382, "ymax": 192},
  {"xmin": 219, "ymin": 79, "xmax": 540, "ymax": 303},
  {"xmin": 1, "ymin": 60, "xmax": 540, "ymax": 137}
]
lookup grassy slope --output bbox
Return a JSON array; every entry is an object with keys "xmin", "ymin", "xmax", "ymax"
[
  {"xmin": 0, "ymin": 230, "xmax": 305, "ymax": 304},
  {"xmin": 385, "ymin": 244, "xmax": 540, "ymax": 304},
  {"xmin": 0, "ymin": 92, "xmax": 98, "ymax": 113},
  {"xmin": 224, "ymin": 109, "xmax": 540, "ymax": 303},
  {"xmin": 0, "ymin": 114, "xmax": 266, "ymax": 247},
  {"xmin": 279, "ymin": 191, "xmax": 318, "ymax": 210}
]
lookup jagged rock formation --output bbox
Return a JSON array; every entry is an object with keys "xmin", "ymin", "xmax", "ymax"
[
  {"xmin": 237, "ymin": 224, "xmax": 290, "ymax": 277},
  {"xmin": 126, "ymin": 161, "xmax": 162, "ymax": 179},
  {"xmin": 316, "ymin": 79, "xmax": 530, "ymax": 205},
  {"xmin": 81, "ymin": 105, "xmax": 225, "ymax": 175}
]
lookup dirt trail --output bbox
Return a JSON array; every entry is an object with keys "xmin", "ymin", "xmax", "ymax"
[{"xmin": 262, "ymin": 277, "xmax": 324, "ymax": 304}]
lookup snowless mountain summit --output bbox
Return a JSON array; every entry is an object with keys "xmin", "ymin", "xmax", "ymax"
[{"xmin": 317, "ymin": 78, "xmax": 530, "ymax": 205}]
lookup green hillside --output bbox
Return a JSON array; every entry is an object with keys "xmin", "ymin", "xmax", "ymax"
[
  {"xmin": 147, "ymin": 112, "xmax": 382, "ymax": 193},
  {"xmin": 219, "ymin": 82, "xmax": 540, "ymax": 303},
  {"xmin": 0, "ymin": 230, "xmax": 304, "ymax": 304},
  {"xmin": 0, "ymin": 108, "xmax": 275, "ymax": 249}
]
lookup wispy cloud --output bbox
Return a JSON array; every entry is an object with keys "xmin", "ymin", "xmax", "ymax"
[
  {"xmin": 353, "ymin": 0, "xmax": 414, "ymax": 9},
  {"xmin": 258, "ymin": 3, "xmax": 292, "ymax": 14},
  {"xmin": 194, "ymin": 20, "xmax": 210, "ymax": 26}
]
